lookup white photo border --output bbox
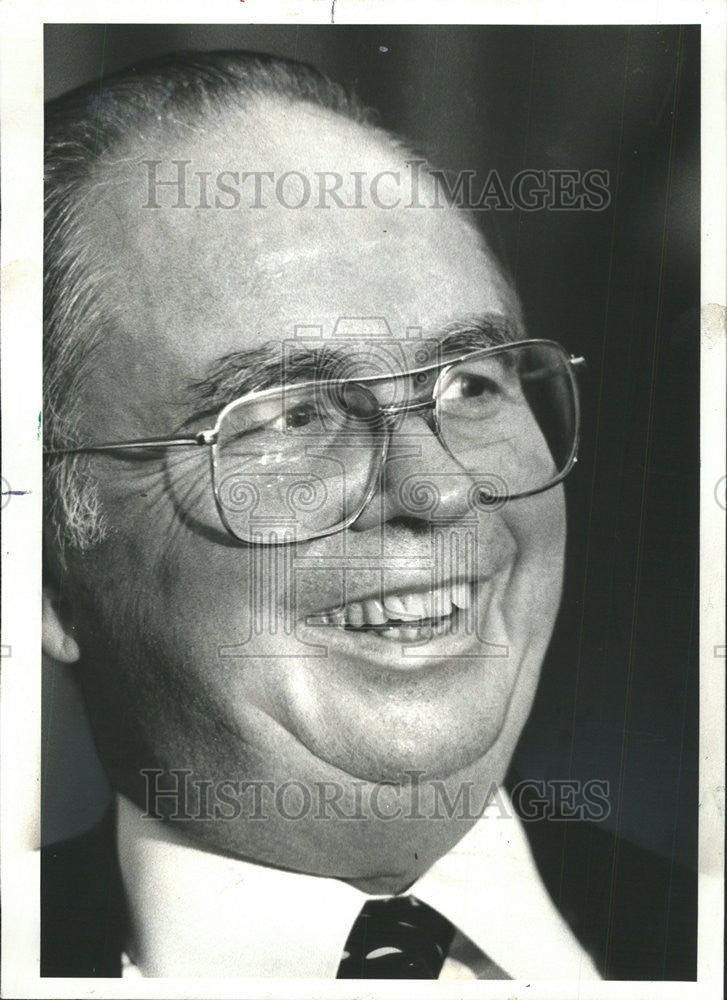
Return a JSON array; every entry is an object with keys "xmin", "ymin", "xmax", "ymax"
[{"xmin": 1, "ymin": 2, "xmax": 724, "ymax": 997}]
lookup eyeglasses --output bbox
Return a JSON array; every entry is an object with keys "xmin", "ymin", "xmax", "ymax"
[{"xmin": 45, "ymin": 339, "xmax": 584, "ymax": 545}]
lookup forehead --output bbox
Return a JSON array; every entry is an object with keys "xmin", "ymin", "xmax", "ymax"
[{"xmin": 82, "ymin": 99, "xmax": 517, "ymax": 426}]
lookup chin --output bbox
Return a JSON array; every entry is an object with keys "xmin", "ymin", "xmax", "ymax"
[{"xmin": 312, "ymin": 708, "xmax": 509, "ymax": 784}]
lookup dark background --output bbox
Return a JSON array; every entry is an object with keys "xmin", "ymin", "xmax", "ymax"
[{"xmin": 42, "ymin": 24, "xmax": 699, "ymax": 875}]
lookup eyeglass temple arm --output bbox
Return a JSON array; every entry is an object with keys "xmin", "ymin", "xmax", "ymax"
[{"xmin": 43, "ymin": 429, "xmax": 219, "ymax": 456}]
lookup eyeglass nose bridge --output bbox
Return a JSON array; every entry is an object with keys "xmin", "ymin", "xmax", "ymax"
[
  {"xmin": 378, "ymin": 395, "xmax": 438, "ymax": 428},
  {"xmin": 374, "ymin": 392, "xmax": 447, "ymax": 459}
]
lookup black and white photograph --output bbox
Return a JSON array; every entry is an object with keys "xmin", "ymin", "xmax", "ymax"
[{"xmin": 0, "ymin": 4, "xmax": 724, "ymax": 998}]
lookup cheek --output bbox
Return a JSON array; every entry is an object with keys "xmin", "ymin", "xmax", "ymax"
[
  {"xmin": 504, "ymin": 482, "xmax": 566, "ymax": 562},
  {"xmin": 69, "ymin": 523, "xmax": 256, "ymax": 768},
  {"xmin": 129, "ymin": 517, "xmax": 297, "ymax": 719},
  {"xmin": 499, "ymin": 485, "xmax": 566, "ymax": 637},
  {"xmin": 68, "ymin": 484, "xmax": 229, "ymax": 704},
  {"xmin": 86, "ymin": 460, "xmax": 301, "ymax": 708},
  {"xmin": 94, "ymin": 456, "xmax": 242, "ymax": 609}
]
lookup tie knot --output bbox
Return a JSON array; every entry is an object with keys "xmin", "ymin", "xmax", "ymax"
[{"xmin": 337, "ymin": 895, "xmax": 455, "ymax": 979}]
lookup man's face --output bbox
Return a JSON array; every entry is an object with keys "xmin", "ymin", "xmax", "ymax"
[{"xmin": 63, "ymin": 100, "xmax": 566, "ymax": 881}]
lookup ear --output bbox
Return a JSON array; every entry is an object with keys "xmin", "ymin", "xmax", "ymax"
[{"xmin": 42, "ymin": 585, "xmax": 81, "ymax": 664}]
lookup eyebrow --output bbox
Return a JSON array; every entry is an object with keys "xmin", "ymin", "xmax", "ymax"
[{"xmin": 183, "ymin": 315, "xmax": 519, "ymax": 423}]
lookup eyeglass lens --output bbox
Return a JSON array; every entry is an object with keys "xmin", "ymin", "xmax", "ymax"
[{"xmin": 213, "ymin": 342, "xmax": 576, "ymax": 543}]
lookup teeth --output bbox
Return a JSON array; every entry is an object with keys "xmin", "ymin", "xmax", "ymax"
[
  {"xmin": 401, "ymin": 592, "xmax": 427, "ymax": 620},
  {"xmin": 363, "ymin": 599, "xmax": 388, "ymax": 625},
  {"xmin": 310, "ymin": 580, "xmax": 475, "ymax": 633},
  {"xmin": 430, "ymin": 589, "xmax": 453, "ymax": 619},
  {"xmin": 382, "ymin": 594, "xmax": 408, "ymax": 618},
  {"xmin": 345, "ymin": 602, "xmax": 365, "ymax": 627},
  {"xmin": 452, "ymin": 582, "xmax": 471, "ymax": 610}
]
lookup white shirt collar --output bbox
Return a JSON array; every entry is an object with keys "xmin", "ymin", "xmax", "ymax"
[{"xmin": 117, "ymin": 788, "xmax": 600, "ymax": 980}]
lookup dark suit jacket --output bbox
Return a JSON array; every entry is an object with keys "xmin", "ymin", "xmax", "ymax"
[{"xmin": 41, "ymin": 802, "xmax": 697, "ymax": 980}]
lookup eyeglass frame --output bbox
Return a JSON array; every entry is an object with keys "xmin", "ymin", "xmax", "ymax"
[{"xmin": 44, "ymin": 338, "xmax": 585, "ymax": 545}]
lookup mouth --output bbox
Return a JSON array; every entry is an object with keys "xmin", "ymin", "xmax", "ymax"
[{"xmin": 306, "ymin": 580, "xmax": 476, "ymax": 644}]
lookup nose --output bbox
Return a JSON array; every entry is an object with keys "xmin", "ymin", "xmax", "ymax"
[{"xmin": 349, "ymin": 410, "xmax": 477, "ymax": 532}]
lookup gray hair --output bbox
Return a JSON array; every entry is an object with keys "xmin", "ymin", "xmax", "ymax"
[{"xmin": 43, "ymin": 49, "xmax": 372, "ymax": 565}]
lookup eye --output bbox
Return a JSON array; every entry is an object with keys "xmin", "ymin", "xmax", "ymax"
[
  {"xmin": 282, "ymin": 402, "xmax": 320, "ymax": 430},
  {"xmin": 458, "ymin": 374, "xmax": 499, "ymax": 398},
  {"xmin": 444, "ymin": 373, "xmax": 502, "ymax": 401}
]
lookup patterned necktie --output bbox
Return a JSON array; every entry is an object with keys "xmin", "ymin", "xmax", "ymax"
[{"xmin": 337, "ymin": 895, "xmax": 455, "ymax": 979}]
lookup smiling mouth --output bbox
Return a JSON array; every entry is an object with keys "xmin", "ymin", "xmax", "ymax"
[{"xmin": 306, "ymin": 581, "xmax": 476, "ymax": 643}]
